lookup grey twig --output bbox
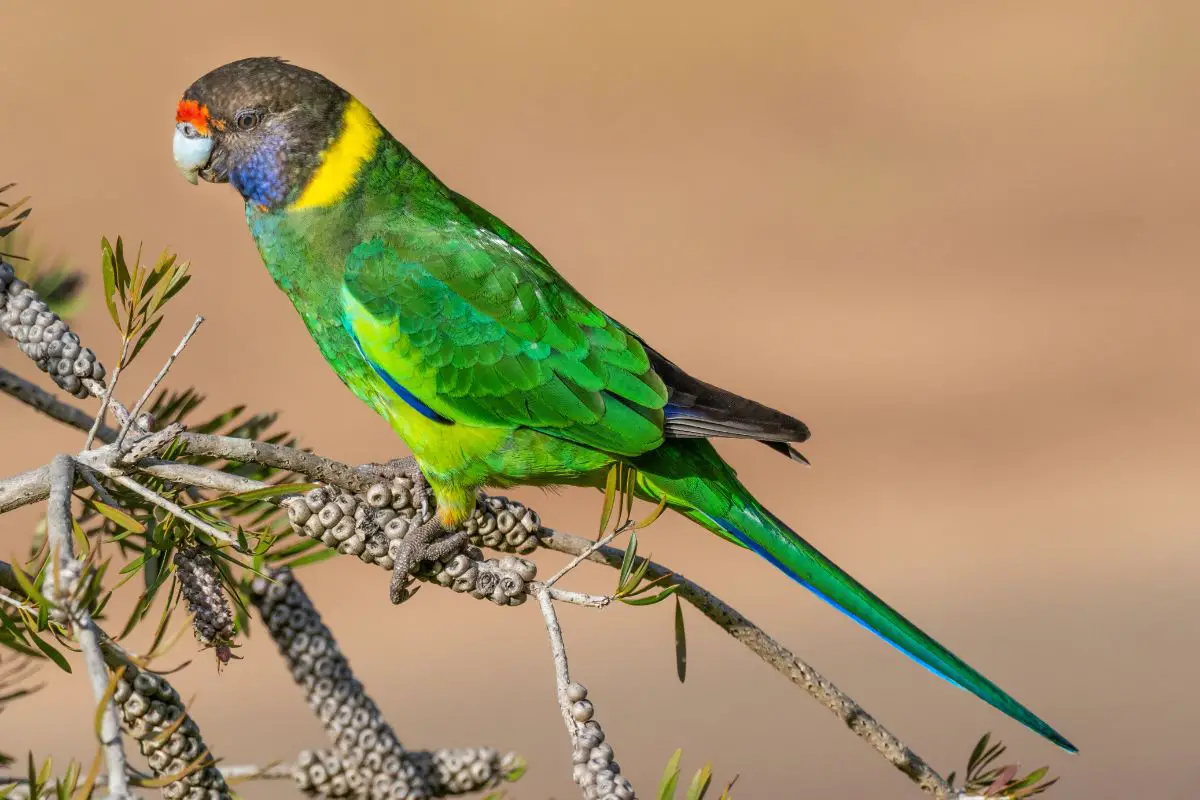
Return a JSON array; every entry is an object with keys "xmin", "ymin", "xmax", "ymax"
[
  {"xmin": 0, "ymin": 365, "xmax": 119, "ymax": 441},
  {"xmin": 76, "ymin": 462, "xmax": 120, "ymax": 507},
  {"xmin": 536, "ymin": 586, "xmax": 581, "ymax": 740},
  {"xmin": 540, "ymin": 529, "xmax": 955, "ymax": 799},
  {"xmin": 544, "ymin": 587, "xmax": 611, "ymax": 608},
  {"xmin": 100, "ymin": 469, "xmax": 239, "ymax": 548},
  {"xmin": 534, "ymin": 585, "xmax": 635, "ymax": 799},
  {"xmin": 43, "ymin": 455, "xmax": 133, "ymax": 800},
  {"xmin": 0, "ymin": 557, "xmax": 33, "ymax": 595},
  {"xmin": 542, "ymin": 522, "xmax": 630, "ymax": 589},
  {"xmin": 83, "ymin": 347, "xmax": 128, "ymax": 449},
  {"xmin": 115, "ymin": 315, "xmax": 203, "ymax": 450}
]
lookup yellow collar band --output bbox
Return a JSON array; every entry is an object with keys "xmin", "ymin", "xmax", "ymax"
[{"xmin": 290, "ymin": 97, "xmax": 381, "ymax": 211}]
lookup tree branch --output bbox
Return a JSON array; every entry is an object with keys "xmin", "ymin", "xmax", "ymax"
[
  {"xmin": 42, "ymin": 455, "xmax": 133, "ymax": 800},
  {"xmin": 0, "ymin": 365, "xmax": 118, "ymax": 441},
  {"xmin": 539, "ymin": 528, "xmax": 955, "ymax": 798},
  {"xmin": 115, "ymin": 315, "xmax": 203, "ymax": 450},
  {"xmin": 1, "ymin": 340, "xmax": 961, "ymax": 798},
  {"xmin": 534, "ymin": 585, "xmax": 635, "ymax": 799}
]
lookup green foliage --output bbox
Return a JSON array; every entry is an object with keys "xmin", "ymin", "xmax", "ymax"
[
  {"xmin": 0, "ymin": 184, "xmax": 86, "ymax": 320},
  {"xmin": 599, "ymin": 464, "xmax": 689, "ymax": 683},
  {"xmin": 0, "ymin": 183, "xmax": 31, "ymax": 241},
  {"xmin": 947, "ymin": 733, "xmax": 1059, "ymax": 799},
  {"xmin": 656, "ymin": 749, "xmax": 736, "ymax": 800},
  {"xmin": 0, "ymin": 543, "xmax": 108, "ymax": 675},
  {"xmin": 99, "ymin": 236, "xmax": 190, "ymax": 367},
  {"xmin": 613, "ymin": 530, "xmax": 678, "ymax": 607},
  {"xmin": 0, "ymin": 751, "xmax": 100, "ymax": 800},
  {"xmin": 71, "ymin": 388, "xmax": 302, "ymax": 658}
]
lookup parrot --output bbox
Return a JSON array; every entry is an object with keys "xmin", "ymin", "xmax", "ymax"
[{"xmin": 172, "ymin": 57, "xmax": 1074, "ymax": 752}]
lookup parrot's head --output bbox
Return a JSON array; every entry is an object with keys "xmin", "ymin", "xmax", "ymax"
[{"xmin": 173, "ymin": 57, "xmax": 359, "ymax": 210}]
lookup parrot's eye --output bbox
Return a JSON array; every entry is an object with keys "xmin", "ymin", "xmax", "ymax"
[{"xmin": 234, "ymin": 109, "xmax": 262, "ymax": 131}]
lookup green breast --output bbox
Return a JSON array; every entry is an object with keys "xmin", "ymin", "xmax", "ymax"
[{"xmin": 246, "ymin": 203, "xmax": 381, "ymax": 409}]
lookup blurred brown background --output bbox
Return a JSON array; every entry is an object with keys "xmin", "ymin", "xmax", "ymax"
[{"xmin": 3, "ymin": 1, "xmax": 1198, "ymax": 797}]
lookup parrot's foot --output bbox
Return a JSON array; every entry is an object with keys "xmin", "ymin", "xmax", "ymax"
[
  {"xmin": 379, "ymin": 455, "xmax": 434, "ymax": 521},
  {"xmin": 388, "ymin": 517, "xmax": 470, "ymax": 605}
]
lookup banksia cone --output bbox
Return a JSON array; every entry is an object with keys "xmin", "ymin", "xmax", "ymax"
[
  {"xmin": 427, "ymin": 748, "xmax": 523, "ymax": 796},
  {"xmin": 113, "ymin": 664, "xmax": 231, "ymax": 800},
  {"xmin": 250, "ymin": 568, "xmax": 520, "ymax": 798},
  {"xmin": 0, "ymin": 260, "xmax": 104, "ymax": 398},
  {"xmin": 174, "ymin": 547, "xmax": 236, "ymax": 663},
  {"xmin": 566, "ymin": 683, "xmax": 635, "ymax": 800},
  {"xmin": 283, "ymin": 482, "xmax": 540, "ymax": 605}
]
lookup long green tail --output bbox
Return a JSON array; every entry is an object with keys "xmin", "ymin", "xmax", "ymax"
[{"xmin": 633, "ymin": 440, "xmax": 1076, "ymax": 752}]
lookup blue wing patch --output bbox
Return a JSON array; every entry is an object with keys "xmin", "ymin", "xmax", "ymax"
[{"xmin": 348, "ymin": 332, "xmax": 453, "ymax": 425}]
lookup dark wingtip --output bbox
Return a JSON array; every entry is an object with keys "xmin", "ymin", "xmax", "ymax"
[
  {"xmin": 1050, "ymin": 730, "xmax": 1079, "ymax": 754},
  {"xmin": 761, "ymin": 440, "xmax": 811, "ymax": 466}
]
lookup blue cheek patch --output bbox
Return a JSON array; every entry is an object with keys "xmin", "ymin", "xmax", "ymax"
[
  {"xmin": 348, "ymin": 332, "xmax": 454, "ymax": 425},
  {"xmin": 230, "ymin": 137, "xmax": 288, "ymax": 208}
]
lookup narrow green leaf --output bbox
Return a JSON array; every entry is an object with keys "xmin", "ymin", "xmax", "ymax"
[
  {"xmin": 159, "ymin": 272, "xmax": 191, "ymax": 306},
  {"xmin": 967, "ymin": 733, "xmax": 991, "ymax": 774},
  {"xmin": 503, "ymin": 755, "xmax": 527, "ymax": 782},
  {"xmin": 624, "ymin": 553, "xmax": 654, "ymax": 593},
  {"xmin": 118, "ymin": 554, "xmax": 147, "ymax": 575},
  {"xmin": 621, "ymin": 465, "xmax": 636, "ymax": 527},
  {"xmin": 636, "ymin": 496, "xmax": 669, "ymax": 530},
  {"xmin": 282, "ymin": 547, "xmax": 338, "ymax": 569},
  {"xmin": 621, "ymin": 584, "xmax": 680, "ymax": 606},
  {"xmin": 126, "ymin": 315, "xmax": 164, "ymax": 365},
  {"xmin": 146, "ymin": 579, "xmax": 180, "ymax": 657},
  {"xmin": 89, "ymin": 501, "xmax": 145, "ymax": 535},
  {"xmin": 1023, "ymin": 777, "xmax": 1060, "ymax": 798},
  {"xmin": 144, "ymin": 550, "xmax": 160, "ymax": 592},
  {"xmin": 185, "ymin": 482, "xmax": 319, "ymax": 510},
  {"xmin": 267, "ymin": 537, "xmax": 323, "ymax": 561},
  {"xmin": 8, "ymin": 556, "xmax": 50, "ymax": 608},
  {"xmin": 599, "ymin": 465, "xmax": 619, "ymax": 536},
  {"xmin": 617, "ymin": 532, "xmax": 639, "ymax": 591},
  {"xmin": 686, "ymin": 763, "xmax": 713, "ymax": 800},
  {"xmin": 100, "ymin": 238, "xmax": 120, "ymax": 328},
  {"xmin": 1005, "ymin": 766, "xmax": 1050, "ymax": 793},
  {"xmin": 74, "ymin": 750, "xmax": 103, "ymax": 800},
  {"xmin": 113, "ymin": 237, "xmax": 130, "ymax": 298},
  {"xmin": 71, "ymin": 520, "xmax": 90, "ymax": 560},
  {"xmin": 674, "ymin": 594, "xmax": 687, "ymax": 683},
  {"xmin": 623, "ymin": 570, "xmax": 674, "ymax": 598},
  {"xmin": 658, "ymin": 748, "xmax": 683, "ymax": 800},
  {"xmin": 28, "ymin": 628, "xmax": 72, "ymax": 673}
]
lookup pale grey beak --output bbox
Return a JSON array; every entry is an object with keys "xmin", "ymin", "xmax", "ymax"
[{"xmin": 173, "ymin": 122, "xmax": 213, "ymax": 185}]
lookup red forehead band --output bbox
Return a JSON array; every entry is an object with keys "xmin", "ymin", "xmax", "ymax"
[{"xmin": 176, "ymin": 99, "xmax": 211, "ymax": 135}]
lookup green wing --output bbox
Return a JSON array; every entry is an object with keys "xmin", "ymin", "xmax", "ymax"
[{"xmin": 342, "ymin": 195, "xmax": 668, "ymax": 457}]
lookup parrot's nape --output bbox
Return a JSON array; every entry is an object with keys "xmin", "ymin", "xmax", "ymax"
[{"xmin": 172, "ymin": 56, "xmax": 1076, "ymax": 753}]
